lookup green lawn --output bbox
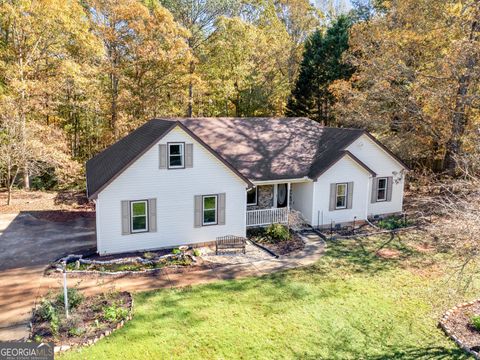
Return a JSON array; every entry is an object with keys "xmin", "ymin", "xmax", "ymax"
[{"xmin": 61, "ymin": 233, "xmax": 475, "ymax": 359}]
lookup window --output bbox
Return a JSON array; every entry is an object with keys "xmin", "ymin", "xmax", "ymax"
[
  {"xmin": 336, "ymin": 183, "xmax": 348, "ymax": 209},
  {"xmin": 168, "ymin": 143, "xmax": 184, "ymax": 168},
  {"xmin": 203, "ymin": 195, "xmax": 217, "ymax": 225},
  {"xmin": 247, "ymin": 187, "xmax": 257, "ymax": 205},
  {"xmin": 131, "ymin": 200, "xmax": 148, "ymax": 232},
  {"xmin": 377, "ymin": 177, "xmax": 387, "ymax": 201}
]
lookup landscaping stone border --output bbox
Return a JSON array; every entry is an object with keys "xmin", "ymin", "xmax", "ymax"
[
  {"xmin": 30, "ymin": 292, "xmax": 134, "ymax": 354},
  {"xmin": 439, "ymin": 299, "xmax": 480, "ymax": 360}
]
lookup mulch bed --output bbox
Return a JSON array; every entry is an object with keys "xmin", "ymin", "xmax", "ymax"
[
  {"xmin": 441, "ymin": 300, "xmax": 480, "ymax": 356},
  {"xmin": 252, "ymin": 233, "xmax": 305, "ymax": 256},
  {"xmin": 31, "ymin": 291, "xmax": 132, "ymax": 347}
]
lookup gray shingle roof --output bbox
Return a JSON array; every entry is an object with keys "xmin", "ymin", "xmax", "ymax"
[{"xmin": 86, "ymin": 117, "xmax": 384, "ymax": 198}]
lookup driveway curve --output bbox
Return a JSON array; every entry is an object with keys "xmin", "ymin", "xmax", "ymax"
[{"xmin": 0, "ymin": 212, "xmax": 95, "ymax": 341}]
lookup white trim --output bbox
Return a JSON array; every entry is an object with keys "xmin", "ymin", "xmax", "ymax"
[
  {"xmin": 335, "ymin": 183, "xmax": 348, "ymax": 210},
  {"xmin": 246, "ymin": 187, "xmax": 258, "ymax": 206},
  {"xmin": 252, "ymin": 177, "xmax": 311, "ymax": 186},
  {"xmin": 130, "ymin": 200, "xmax": 148, "ymax": 233},
  {"xmin": 202, "ymin": 195, "xmax": 218, "ymax": 225},
  {"xmin": 168, "ymin": 142, "xmax": 185, "ymax": 169},
  {"xmin": 376, "ymin": 177, "xmax": 387, "ymax": 202}
]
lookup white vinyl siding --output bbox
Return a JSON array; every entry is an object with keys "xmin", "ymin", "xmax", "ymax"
[
  {"xmin": 96, "ymin": 127, "xmax": 247, "ymax": 255},
  {"xmin": 346, "ymin": 134, "xmax": 405, "ymax": 217},
  {"xmin": 312, "ymin": 156, "xmax": 370, "ymax": 227}
]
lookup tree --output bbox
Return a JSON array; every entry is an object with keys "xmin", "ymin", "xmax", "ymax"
[
  {"xmin": 330, "ymin": 0, "xmax": 480, "ymax": 173},
  {"xmin": 159, "ymin": 0, "xmax": 239, "ymax": 117},
  {"xmin": 0, "ymin": 0, "xmax": 97, "ymax": 189},
  {"xmin": 287, "ymin": 15, "xmax": 353, "ymax": 124}
]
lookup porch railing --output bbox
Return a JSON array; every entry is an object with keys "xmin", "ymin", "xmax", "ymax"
[{"xmin": 246, "ymin": 207, "xmax": 288, "ymax": 227}]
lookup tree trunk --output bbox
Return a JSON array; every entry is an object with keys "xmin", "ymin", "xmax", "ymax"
[
  {"xmin": 23, "ymin": 168, "xmax": 29, "ymax": 190},
  {"xmin": 444, "ymin": 15, "xmax": 479, "ymax": 174},
  {"xmin": 187, "ymin": 61, "xmax": 195, "ymax": 117}
]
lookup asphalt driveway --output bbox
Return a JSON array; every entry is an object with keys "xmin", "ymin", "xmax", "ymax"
[{"xmin": 0, "ymin": 212, "xmax": 96, "ymax": 340}]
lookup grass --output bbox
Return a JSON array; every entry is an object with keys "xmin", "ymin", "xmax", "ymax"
[{"xmin": 60, "ymin": 231, "xmax": 475, "ymax": 359}]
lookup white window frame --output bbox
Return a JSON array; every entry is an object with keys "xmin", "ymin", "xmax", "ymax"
[
  {"xmin": 376, "ymin": 177, "xmax": 388, "ymax": 202},
  {"xmin": 202, "ymin": 195, "xmax": 218, "ymax": 226},
  {"xmin": 246, "ymin": 187, "xmax": 258, "ymax": 206},
  {"xmin": 335, "ymin": 183, "xmax": 348, "ymax": 210},
  {"xmin": 130, "ymin": 200, "xmax": 148, "ymax": 233},
  {"xmin": 168, "ymin": 142, "xmax": 185, "ymax": 169}
]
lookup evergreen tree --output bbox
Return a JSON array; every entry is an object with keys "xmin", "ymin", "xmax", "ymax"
[{"xmin": 286, "ymin": 15, "xmax": 353, "ymax": 125}]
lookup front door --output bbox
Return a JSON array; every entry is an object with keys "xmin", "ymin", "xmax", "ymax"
[{"xmin": 277, "ymin": 183, "xmax": 288, "ymax": 208}]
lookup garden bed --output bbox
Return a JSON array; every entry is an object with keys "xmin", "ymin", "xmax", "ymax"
[
  {"xmin": 247, "ymin": 224, "xmax": 304, "ymax": 256},
  {"xmin": 440, "ymin": 299, "xmax": 480, "ymax": 359},
  {"xmin": 321, "ymin": 215, "xmax": 416, "ymax": 239},
  {"xmin": 31, "ymin": 289, "xmax": 133, "ymax": 351},
  {"xmin": 46, "ymin": 248, "xmax": 200, "ymax": 275}
]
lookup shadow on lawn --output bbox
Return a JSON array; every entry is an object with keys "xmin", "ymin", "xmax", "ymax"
[
  {"xmin": 318, "ymin": 232, "xmax": 428, "ymax": 276},
  {"xmin": 293, "ymin": 346, "xmax": 468, "ymax": 360},
  {"xmin": 366, "ymin": 346, "xmax": 468, "ymax": 359}
]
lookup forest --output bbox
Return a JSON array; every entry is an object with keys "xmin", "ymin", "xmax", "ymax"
[{"xmin": 0, "ymin": 0, "xmax": 479, "ymax": 202}]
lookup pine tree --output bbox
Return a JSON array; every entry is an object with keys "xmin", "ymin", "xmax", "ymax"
[{"xmin": 286, "ymin": 15, "xmax": 353, "ymax": 125}]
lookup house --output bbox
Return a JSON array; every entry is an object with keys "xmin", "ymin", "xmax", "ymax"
[{"xmin": 86, "ymin": 117, "xmax": 408, "ymax": 255}]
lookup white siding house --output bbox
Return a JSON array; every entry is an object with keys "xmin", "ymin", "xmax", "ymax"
[
  {"xmin": 87, "ymin": 117, "xmax": 408, "ymax": 255},
  {"xmin": 95, "ymin": 127, "xmax": 248, "ymax": 254}
]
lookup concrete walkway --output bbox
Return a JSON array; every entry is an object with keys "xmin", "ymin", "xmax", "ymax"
[
  {"xmin": 0, "ymin": 213, "xmax": 324, "ymax": 341},
  {"xmin": 61, "ymin": 231, "xmax": 325, "ymax": 296}
]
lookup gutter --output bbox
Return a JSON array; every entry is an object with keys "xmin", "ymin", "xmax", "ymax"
[{"xmin": 251, "ymin": 177, "xmax": 312, "ymax": 186}]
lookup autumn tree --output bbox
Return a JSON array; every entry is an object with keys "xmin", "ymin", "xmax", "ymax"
[
  {"xmin": 331, "ymin": 0, "xmax": 480, "ymax": 173},
  {"xmin": 0, "ymin": 0, "xmax": 97, "ymax": 189},
  {"xmin": 159, "ymin": 0, "xmax": 239, "ymax": 117}
]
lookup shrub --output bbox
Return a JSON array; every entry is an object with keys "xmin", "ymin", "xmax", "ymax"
[
  {"xmin": 68, "ymin": 327, "xmax": 85, "ymax": 337},
  {"xmin": 266, "ymin": 223, "xmax": 290, "ymax": 242},
  {"xmin": 37, "ymin": 298, "xmax": 60, "ymax": 336},
  {"xmin": 103, "ymin": 303, "xmax": 128, "ymax": 322},
  {"xmin": 171, "ymin": 248, "xmax": 181, "ymax": 255},
  {"xmin": 472, "ymin": 315, "xmax": 480, "ymax": 331},
  {"xmin": 38, "ymin": 299, "xmax": 57, "ymax": 322},
  {"xmin": 57, "ymin": 288, "xmax": 84, "ymax": 310},
  {"xmin": 193, "ymin": 249, "xmax": 201, "ymax": 257},
  {"xmin": 143, "ymin": 252, "xmax": 156, "ymax": 260},
  {"xmin": 377, "ymin": 216, "xmax": 410, "ymax": 230}
]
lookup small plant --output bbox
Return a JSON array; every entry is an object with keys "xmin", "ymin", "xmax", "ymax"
[
  {"xmin": 377, "ymin": 216, "xmax": 410, "ymax": 230},
  {"xmin": 471, "ymin": 315, "xmax": 480, "ymax": 331},
  {"xmin": 38, "ymin": 299, "xmax": 57, "ymax": 322},
  {"xmin": 172, "ymin": 248, "xmax": 181, "ymax": 255},
  {"xmin": 68, "ymin": 327, "xmax": 85, "ymax": 337},
  {"xmin": 103, "ymin": 303, "xmax": 128, "ymax": 322},
  {"xmin": 33, "ymin": 334, "xmax": 43, "ymax": 342},
  {"xmin": 143, "ymin": 252, "xmax": 156, "ymax": 260},
  {"xmin": 265, "ymin": 223, "xmax": 290, "ymax": 242},
  {"xmin": 57, "ymin": 288, "xmax": 84, "ymax": 310},
  {"xmin": 193, "ymin": 248, "xmax": 201, "ymax": 257}
]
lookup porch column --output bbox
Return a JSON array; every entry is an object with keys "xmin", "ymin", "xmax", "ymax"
[
  {"xmin": 273, "ymin": 184, "xmax": 278, "ymax": 208},
  {"xmin": 287, "ymin": 182, "xmax": 291, "ymax": 212}
]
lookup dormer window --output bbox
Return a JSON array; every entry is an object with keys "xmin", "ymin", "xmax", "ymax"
[{"xmin": 168, "ymin": 143, "xmax": 184, "ymax": 169}]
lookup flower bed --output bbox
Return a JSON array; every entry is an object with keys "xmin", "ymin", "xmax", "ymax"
[
  {"xmin": 440, "ymin": 299, "xmax": 480, "ymax": 359},
  {"xmin": 46, "ymin": 249, "xmax": 199, "ymax": 275},
  {"xmin": 248, "ymin": 224, "xmax": 304, "ymax": 256},
  {"xmin": 30, "ymin": 289, "xmax": 133, "ymax": 353}
]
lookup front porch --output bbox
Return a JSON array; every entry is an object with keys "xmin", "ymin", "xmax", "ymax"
[{"xmin": 246, "ymin": 182, "xmax": 292, "ymax": 227}]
